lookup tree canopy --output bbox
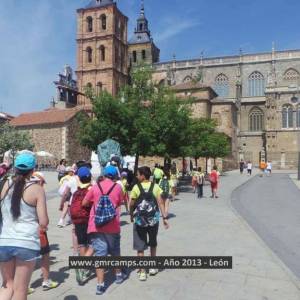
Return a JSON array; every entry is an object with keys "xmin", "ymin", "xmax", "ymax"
[
  {"xmin": 0, "ymin": 123, "xmax": 34, "ymax": 157},
  {"xmin": 77, "ymin": 66, "xmax": 231, "ymax": 169}
]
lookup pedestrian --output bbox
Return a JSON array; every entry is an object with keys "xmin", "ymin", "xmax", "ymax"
[
  {"xmin": 239, "ymin": 160, "xmax": 245, "ymax": 175},
  {"xmin": 153, "ymin": 164, "xmax": 164, "ymax": 184},
  {"xmin": 130, "ymin": 166, "xmax": 169, "ymax": 281},
  {"xmin": 266, "ymin": 161, "xmax": 272, "ymax": 176},
  {"xmin": 69, "ymin": 167, "xmax": 94, "ymax": 284},
  {"xmin": 159, "ymin": 168, "xmax": 173, "ymax": 217},
  {"xmin": 82, "ymin": 165, "xmax": 127, "ymax": 295},
  {"xmin": 57, "ymin": 166, "xmax": 76, "ymax": 228},
  {"xmin": 170, "ymin": 162, "xmax": 179, "ymax": 199},
  {"xmin": 191, "ymin": 168, "xmax": 199, "ymax": 193},
  {"xmin": 209, "ymin": 165, "xmax": 220, "ymax": 199},
  {"xmin": 0, "ymin": 152, "xmax": 49, "ymax": 300},
  {"xmin": 120, "ymin": 172, "xmax": 130, "ymax": 214},
  {"xmin": 247, "ymin": 161, "xmax": 253, "ymax": 176},
  {"xmin": 196, "ymin": 167, "xmax": 205, "ymax": 199},
  {"xmin": 0, "ymin": 163, "xmax": 10, "ymax": 179},
  {"xmin": 28, "ymin": 172, "xmax": 58, "ymax": 294},
  {"xmin": 56, "ymin": 159, "xmax": 67, "ymax": 182}
]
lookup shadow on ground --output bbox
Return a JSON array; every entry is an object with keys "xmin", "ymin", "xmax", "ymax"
[{"xmin": 31, "ymin": 266, "xmax": 70, "ymax": 289}]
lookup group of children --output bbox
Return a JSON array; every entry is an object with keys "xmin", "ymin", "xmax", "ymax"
[{"xmin": 53, "ymin": 160, "xmax": 176, "ymax": 294}]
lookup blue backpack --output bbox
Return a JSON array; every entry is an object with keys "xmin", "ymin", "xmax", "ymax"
[{"xmin": 94, "ymin": 182, "xmax": 117, "ymax": 227}]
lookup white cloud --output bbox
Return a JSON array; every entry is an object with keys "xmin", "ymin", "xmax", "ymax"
[{"xmin": 155, "ymin": 17, "xmax": 200, "ymax": 43}]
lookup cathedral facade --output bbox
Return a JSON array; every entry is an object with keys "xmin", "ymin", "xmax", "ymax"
[{"xmin": 74, "ymin": 0, "xmax": 300, "ymax": 168}]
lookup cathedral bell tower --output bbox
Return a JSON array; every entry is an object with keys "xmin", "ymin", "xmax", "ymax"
[
  {"xmin": 128, "ymin": 0, "xmax": 160, "ymax": 67},
  {"xmin": 76, "ymin": 0, "xmax": 128, "ymax": 105}
]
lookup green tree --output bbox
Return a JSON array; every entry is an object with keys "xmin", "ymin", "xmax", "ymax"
[
  {"xmin": 0, "ymin": 123, "xmax": 34, "ymax": 158},
  {"xmin": 206, "ymin": 132, "xmax": 231, "ymax": 163},
  {"xmin": 77, "ymin": 65, "xmax": 193, "ymax": 172}
]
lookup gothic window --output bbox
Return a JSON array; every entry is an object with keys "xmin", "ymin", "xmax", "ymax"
[
  {"xmin": 297, "ymin": 106, "xmax": 300, "ymax": 127},
  {"xmin": 282, "ymin": 105, "xmax": 293, "ymax": 128},
  {"xmin": 142, "ymin": 50, "xmax": 146, "ymax": 60},
  {"xmin": 133, "ymin": 51, "xmax": 137, "ymax": 63},
  {"xmin": 284, "ymin": 68, "xmax": 300, "ymax": 82},
  {"xmin": 96, "ymin": 82, "xmax": 103, "ymax": 94},
  {"xmin": 100, "ymin": 14, "xmax": 107, "ymax": 30},
  {"xmin": 248, "ymin": 71, "xmax": 265, "ymax": 97},
  {"xmin": 183, "ymin": 76, "xmax": 192, "ymax": 83},
  {"xmin": 100, "ymin": 46, "xmax": 105, "ymax": 61},
  {"xmin": 214, "ymin": 73, "xmax": 229, "ymax": 98},
  {"xmin": 86, "ymin": 47, "xmax": 93, "ymax": 63},
  {"xmin": 249, "ymin": 107, "xmax": 264, "ymax": 132},
  {"xmin": 87, "ymin": 16, "xmax": 93, "ymax": 32}
]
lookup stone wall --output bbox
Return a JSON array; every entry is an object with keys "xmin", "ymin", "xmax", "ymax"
[
  {"xmin": 66, "ymin": 117, "xmax": 91, "ymax": 164},
  {"xmin": 18, "ymin": 125, "xmax": 63, "ymax": 164},
  {"xmin": 16, "ymin": 117, "xmax": 90, "ymax": 166}
]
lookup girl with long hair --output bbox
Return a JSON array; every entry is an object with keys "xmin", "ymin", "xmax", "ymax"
[{"xmin": 0, "ymin": 152, "xmax": 48, "ymax": 300}]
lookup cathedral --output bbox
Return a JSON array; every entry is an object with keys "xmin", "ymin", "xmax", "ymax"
[{"xmin": 11, "ymin": 0, "xmax": 300, "ymax": 168}]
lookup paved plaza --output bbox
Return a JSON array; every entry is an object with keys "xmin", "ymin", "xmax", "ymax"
[{"xmin": 2, "ymin": 170, "xmax": 300, "ymax": 300}]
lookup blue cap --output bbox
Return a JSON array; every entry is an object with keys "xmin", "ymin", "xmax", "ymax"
[
  {"xmin": 104, "ymin": 165, "xmax": 118, "ymax": 178},
  {"xmin": 77, "ymin": 167, "xmax": 91, "ymax": 179},
  {"xmin": 14, "ymin": 152, "xmax": 36, "ymax": 171}
]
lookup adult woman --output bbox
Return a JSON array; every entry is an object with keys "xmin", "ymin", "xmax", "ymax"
[
  {"xmin": 209, "ymin": 165, "xmax": 220, "ymax": 199},
  {"xmin": 56, "ymin": 159, "xmax": 67, "ymax": 182},
  {"xmin": 0, "ymin": 152, "xmax": 49, "ymax": 300}
]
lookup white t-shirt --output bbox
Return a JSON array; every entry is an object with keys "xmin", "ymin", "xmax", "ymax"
[
  {"xmin": 267, "ymin": 162, "xmax": 272, "ymax": 170},
  {"xmin": 247, "ymin": 163, "xmax": 252, "ymax": 170}
]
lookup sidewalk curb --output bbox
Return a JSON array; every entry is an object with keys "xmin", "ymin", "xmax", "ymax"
[{"xmin": 229, "ymin": 174, "xmax": 300, "ymax": 290}]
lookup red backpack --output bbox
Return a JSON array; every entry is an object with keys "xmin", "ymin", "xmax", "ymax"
[{"xmin": 70, "ymin": 185, "xmax": 92, "ymax": 224}]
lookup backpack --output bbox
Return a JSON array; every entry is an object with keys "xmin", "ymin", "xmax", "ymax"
[
  {"xmin": 70, "ymin": 185, "xmax": 91, "ymax": 224},
  {"xmin": 197, "ymin": 174, "xmax": 204, "ymax": 185},
  {"xmin": 94, "ymin": 182, "xmax": 117, "ymax": 227},
  {"xmin": 159, "ymin": 178, "xmax": 170, "ymax": 198},
  {"xmin": 134, "ymin": 182, "xmax": 159, "ymax": 227}
]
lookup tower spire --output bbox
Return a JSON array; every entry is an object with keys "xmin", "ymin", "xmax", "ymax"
[{"xmin": 140, "ymin": 0, "xmax": 145, "ymax": 17}]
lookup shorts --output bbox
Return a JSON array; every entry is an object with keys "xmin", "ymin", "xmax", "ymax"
[
  {"xmin": 133, "ymin": 223, "xmax": 159, "ymax": 251},
  {"xmin": 40, "ymin": 231, "xmax": 50, "ymax": 255},
  {"xmin": 90, "ymin": 233, "xmax": 120, "ymax": 257},
  {"xmin": 171, "ymin": 179, "xmax": 178, "ymax": 187},
  {"xmin": 74, "ymin": 223, "xmax": 89, "ymax": 246},
  {"xmin": 0, "ymin": 246, "xmax": 40, "ymax": 262}
]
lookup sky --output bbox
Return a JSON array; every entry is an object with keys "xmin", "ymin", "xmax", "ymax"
[{"xmin": 1, "ymin": 0, "xmax": 300, "ymax": 115}]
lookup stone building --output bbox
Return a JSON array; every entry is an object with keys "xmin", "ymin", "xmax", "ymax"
[
  {"xmin": 152, "ymin": 49, "xmax": 300, "ymax": 168},
  {"xmin": 76, "ymin": 0, "xmax": 128, "ymax": 105},
  {"xmin": 73, "ymin": 1, "xmax": 300, "ymax": 168},
  {"xmin": 128, "ymin": 1, "xmax": 160, "ymax": 67},
  {"xmin": 11, "ymin": 0, "xmax": 300, "ymax": 170},
  {"xmin": 10, "ymin": 108, "xmax": 90, "ymax": 164}
]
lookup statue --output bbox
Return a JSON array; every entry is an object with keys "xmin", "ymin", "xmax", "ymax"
[{"xmin": 97, "ymin": 139, "xmax": 123, "ymax": 171}]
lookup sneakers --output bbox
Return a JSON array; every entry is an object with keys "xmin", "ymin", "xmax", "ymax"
[
  {"xmin": 96, "ymin": 283, "xmax": 106, "ymax": 295},
  {"xmin": 115, "ymin": 272, "xmax": 128, "ymax": 284},
  {"xmin": 138, "ymin": 271, "xmax": 147, "ymax": 281},
  {"xmin": 57, "ymin": 219, "xmax": 65, "ymax": 227},
  {"xmin": 42, "ymin": 280, "xmax": 59, "ymax": 290},
  {"xmin": 149, "ymin": 269, "xmax": 159, "ymax": 276},
  {"xmin": 28, "ymin": 287, "xmax": 35, "ymax": 295},
  {"xmin": 75, "ymin": 269, "xmax": 84, "ymax": 285}
]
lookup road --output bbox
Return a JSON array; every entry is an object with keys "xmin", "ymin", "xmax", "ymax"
[{"xmin": 232, "ymin": 173, "xmax": 300, "ymax": 279}]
